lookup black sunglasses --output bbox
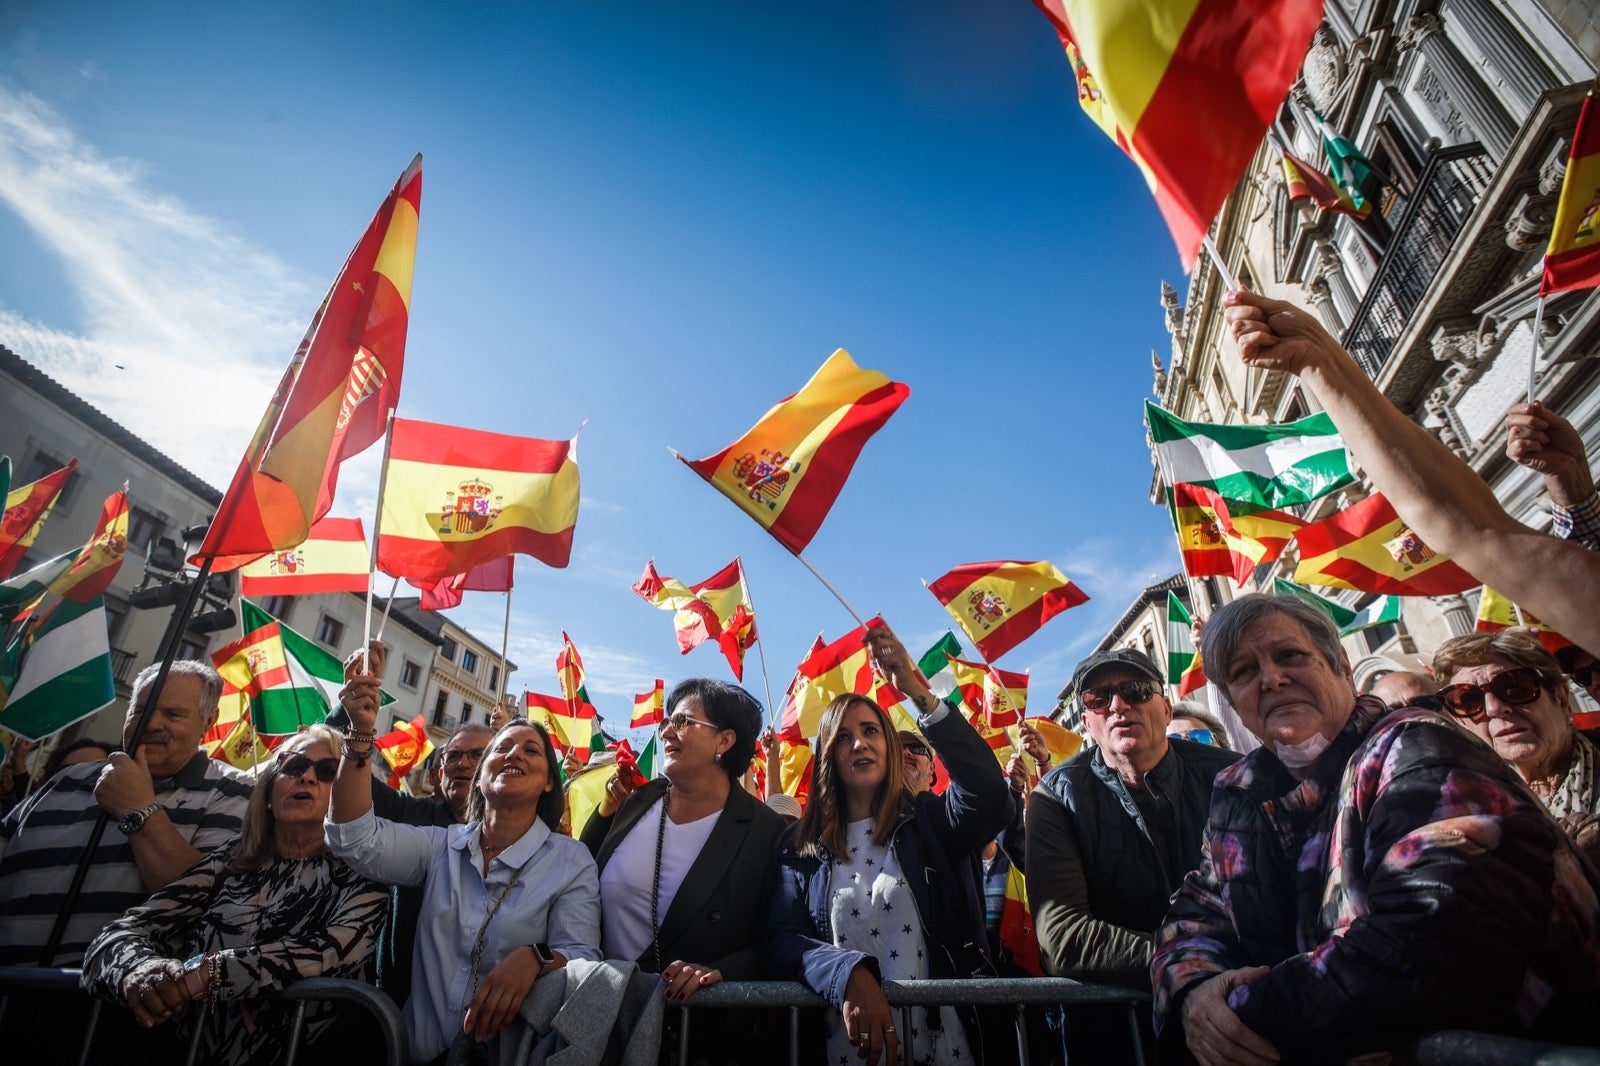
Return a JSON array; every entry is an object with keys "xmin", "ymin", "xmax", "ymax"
[
  {"xmin": 1437, "ymin": 667, "xmax": 1547, "ymax": 719},
  {"xmin": 1570, "ymin": 664, "xmax": 1600, "ymax": 688},
  {"xmin": 277, "ymin": 753, "xmax": 339, "ymax": 783},
  {"xmin": 903, "ymin": 741, "xmax": 932, "ymax": 759},
  {"xmin": 1081, "ymin": 679, "xmax": 1160, "ymax": 712}
]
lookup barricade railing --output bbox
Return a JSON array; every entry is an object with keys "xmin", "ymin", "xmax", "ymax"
[
  {"xmin": 0, "ymin": 966, "xmax": 408, "ymax": 1066},
  {"xmin": 1411, "ymin": 1030, "xmax": 1600, "ymax": 1065},
  {"xmin": 673, "ymin": 976, "xmax": 1151, "ymax": 1066}
]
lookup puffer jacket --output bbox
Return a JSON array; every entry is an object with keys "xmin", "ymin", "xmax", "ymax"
[{"xmin": 1152, "ymin": 696, "xmax": 1600, "ymax": 1064}]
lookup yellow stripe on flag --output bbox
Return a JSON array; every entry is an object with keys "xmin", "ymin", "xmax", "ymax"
[
  {"xmin": 1061, "ymin": 0, "xmax": 1205, "ymax": 139},
  {"xmin": 380, "ymin": 457, "xmax": 580, "ymax": 540}
]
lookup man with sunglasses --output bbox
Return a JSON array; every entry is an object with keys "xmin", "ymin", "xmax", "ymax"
[{"xmin": 1556, "ymin": 645, "xmax": 1600, "ymax": 705}]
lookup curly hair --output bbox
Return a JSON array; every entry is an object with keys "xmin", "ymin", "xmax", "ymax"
[
  {"xmin": 792, "ymin": 695, "xmax": 910, "ymax": 861},
  {"xmin": 1432, "ymin": 631, "xmax": 1571, "ymax": 712}
]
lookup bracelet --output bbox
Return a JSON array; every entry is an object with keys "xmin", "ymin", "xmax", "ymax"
[
  {"xmin": 341, "ymin": 738, "xmax": 374, "ymax": 767},
  {"xmin": 206, "ymin": 952, "xmax": 223, "ymax": 1001},
  {"xmin": 344, "ymin": 727, "xmax": 377, "ymax": 742}
]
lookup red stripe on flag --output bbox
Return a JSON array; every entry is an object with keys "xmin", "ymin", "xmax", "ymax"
[{"xmin": 378, "ymin": 527, "xmax": 574, "ymax": 579}]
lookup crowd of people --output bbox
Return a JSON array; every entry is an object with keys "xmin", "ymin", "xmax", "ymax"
[{"xmin": 2, "ymin": 290, "xmax": 1600, "ymax": 1065}]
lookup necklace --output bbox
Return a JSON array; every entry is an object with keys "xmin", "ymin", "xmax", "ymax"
[
  {"xmin": 480, "ymin": 830, "xmax": 509, "ymax": 854},
  {"xmin": 650, "ymin": 786, "xmax": 669, "ymax": 972}
]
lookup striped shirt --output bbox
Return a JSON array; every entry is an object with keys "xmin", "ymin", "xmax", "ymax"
[{"xmin": 0, "ymin": 751, "xmax": 253, "ymax": 966}]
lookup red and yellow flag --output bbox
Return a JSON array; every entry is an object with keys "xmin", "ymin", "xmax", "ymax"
[
  {"xmin": 207, "ymin": 713, "xmax": 277, "ymax": 769},
  {"xmin": 376, "ymin": 418, "xmax": 579, "ymax": 583},
  {"xmin": 1281, "ymin": 152, "xmax": 1371, "ymax": 219},
  {"xmin": 1172, "ymin": 483, "xmax": 1304, "ymax": 587},
  {"xmin": 678, "ymin": 349, "xmax": 909, "ymax": 556},
  {"xmin": 778, "ymin": 619, "xmax": 906, "ymax": 741},
  {"xmin": 1542, "ymin": 93, "xmax": 1600, "ymax": 294},
  {"xmin": 927, "ymin": 560, "xmax": 1087, "ymax": 662},
  {"xmin": 632, "ymin": 559, "xmax": 758, "ymax": 679},
  {"xmin": 526, "ymin": 690, "xmax": 599, "ymax": 756},
  {"xmin": 411, "ymin": 556, "xmax": 514, "ymax": 612},
  {"xmin": 1293, "ymin": 493, "xmax": 1479, "ymax": 596},
  {"xmin": 1475, "ymin": 587, "xmax": 1574, "ymax": 656},
  {"xmin": 631, "ymin": 679, "xmax": 665, "ymax": 729},
  {"xmin": 948, "ymin": 657, "xmax": 1029, "ymax": 728},
  {"xmin": 375, "ymin": 714, "xmax": 434, "ymax": 790},
  {"xmin": 1028, "ymin": 0, "xmax": 1321, "ymax": 268},
  {"xmin": 197, "ymin": 156, "xmax": 420, "ymax": 571},
  {"xmin": 50, "ymin": 488, "xmax": 129, "ymax": 604},
  {"xmin": 778, "ymin": 737, "xmax": 813, "ymax": 809},
  {"xmin": 0, "ymin": 460, "xmax": 76, "ymax": 579},
  {"xmin": 239, "ymin": 516, "xmax": 369, "ymax": 597}
]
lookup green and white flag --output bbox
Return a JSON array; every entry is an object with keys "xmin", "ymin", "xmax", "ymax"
[
  {"xmin": 1147, "ymin": 401, "xmax": 1355, "ymax": 510},
  {"xmin": 0, "ymin": 547, "xmax": 80, "ymax": 625},
  {"xmin": 1314, "ymin": 110, "xmax": 1377, "ymax": 211},
  {"xmin": 1273, "ymin": 579, "xmax": 1401, "ymax": 635},
  {"xmin": 0, "ymin": 596, "xmax": 116, "ymax": 741},
  {"xmin": 917, "ymin": 631, "xmax": 967, "ymax": 709}
]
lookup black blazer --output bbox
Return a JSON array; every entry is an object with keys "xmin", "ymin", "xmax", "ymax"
[{"xmin": 582, "ymin": 778, "xmax": 784, "ymax": 979}]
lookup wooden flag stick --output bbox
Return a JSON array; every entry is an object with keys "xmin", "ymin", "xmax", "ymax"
[
  {"xmin": 736, "ymin": 556, "xmax": 778, "ymax": 723},
  {"xmin": 794, "ymin": 552, "xmax": 865, "ymax": 629},
  {"xmin": 364, "ymin": 409, "xmax": 398, "ymax": 672}
]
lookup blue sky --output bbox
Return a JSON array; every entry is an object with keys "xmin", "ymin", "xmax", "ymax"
[{"xmin": 0, "ymin": 1, "xmax": 1189, "ymax": 742}]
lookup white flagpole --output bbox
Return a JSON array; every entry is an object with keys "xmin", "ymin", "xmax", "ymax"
[
  {"xmin": 1527, "ymin": 295, "xmax": 1546, "ymax": 404},
  {"xmin": 498, "ymin": 583, "xmax": 514, "ymax": 709},
  {"xmin": 794, "ymin": 553, "xmax": 866, "ymax": 629},
  {"xmin": 374, "ymin": 575, "xmax": 400, "ymax": 643},
  {"xmin": 364, "ymin": 409, "xmax": 398, "ymax": 672}
]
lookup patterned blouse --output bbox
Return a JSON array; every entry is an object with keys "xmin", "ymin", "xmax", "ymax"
[{"xmin": 82, "ymin": 848, "xmax": 387, "ymax": 1066}]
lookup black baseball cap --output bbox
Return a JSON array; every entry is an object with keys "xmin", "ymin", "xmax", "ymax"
[{"xmin": 1061, "ymin": 648, "xmax": 1165, "ymax": 704}]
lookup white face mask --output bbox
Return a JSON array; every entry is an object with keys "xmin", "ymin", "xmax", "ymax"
[{"xmin": 1273, "ymin": 731, "xmax": 1332, "ymax": 772}]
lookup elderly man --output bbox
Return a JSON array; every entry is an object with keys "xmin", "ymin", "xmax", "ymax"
[
  {"xmin": 0, "ymin": 661, "xmax": 252, "ymax": 966},
  {"xmin": 1028, "ymin": 648, "xmax": 1238, "ymax": 992},
  {"xmin": 1367, "ymin": 669, "xmax": 1441, "ymax": 711}
]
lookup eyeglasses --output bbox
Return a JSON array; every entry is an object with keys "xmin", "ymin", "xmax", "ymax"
[
  {"xmin": 1167, "ymin": 728, "xmax": 1214, "ymax": 746},
  {"xmin": 1569, "ymin": 664, "xmax": 1600, "ymax": 688},
  {"xmin": 1081, "ymin": 679, "xmax": 1160, "ymax": 712},
  {"xmin": 277, "ymin": 753, "xmax": 339, "ymax": 783},
  {"xmin": 903, "ymin": 741, "xmax": 932, "ymax": 759},
  {"xmin": 1437, "ymin": 667, "xmax": 1547, "ymax": 719},
  {"xmin": 660, "ymin": 711, "xmax": 721, "ymax": 734},
  {"xmin": 441, "ymin": 746, "xmax": 486, "ymax": 767}
]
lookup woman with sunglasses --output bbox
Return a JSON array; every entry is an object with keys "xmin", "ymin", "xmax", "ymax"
[
  {"xmin": 582, "ymin": 678, "xmax": 783, "ymax": 1062},
  {"xmin": 1433, "ymin": 631, "xmax": 1599, "ymax": 822},
  {"xmin": 767, "ymin": 624, "xmax": 1014, "ymax": 1066},
  {"xmin": 82, "ymin": 725, "xmax": 386, "ymax": 1066},
  {"xmin": 327, "ymin": 716, "xmax": 600, "ymax": 1065},
  {"xmin": 1152, "ymin": 594, "xmax": 1600, "ymax": 1066}
]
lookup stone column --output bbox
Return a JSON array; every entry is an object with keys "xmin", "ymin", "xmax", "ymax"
[
  {"xmin": 1440, "ymin": 0, "xmax": 1554, "ymax": 115},
  {"xmin": 1398, "ymin": 13, "xmax": 1515, "ymax": 158},
  {"xmin": 1430, "ymin": 593, "xmax": 1476, "ymax": 637}
]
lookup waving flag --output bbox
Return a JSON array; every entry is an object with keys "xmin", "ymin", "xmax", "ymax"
[
  {"xmin": 632, "ymin": 559, "xmax": 757, "ymax": 679},
  {"xmin": 1293, "ymin": 493, "xmax": 1480, "ymax": 596},
  {"xmin": 947, "ymin": 657, "xmax": 1028, "ymax": 728},
  {"xmin": 377, "ymin": 419, "xmax": 579, "ymax": 582},
  {"xmin": 0, "ymin": 597, "xmax": 115, "ymax": 740},
  {"xmin": 1542, "ymin": 93, "xmax": 1600, "ymax": 294},
  {"xmin": 0, "ymin": 548, "xmax": 79, "ymax": 627},
  {"xmin": 376, "ymin": 714, "xmax": 434, "ymax": 790},
  {"xmin": 1475, "ymin": 587, "xmax": 1573, "ymax": 655},
  {"xmin": 1271, "ymin": 578, "xmax": 1403, "ymax": 636},
  {"xmin": 1171, "ymin": 483, "xmax": 1304, "ymax": 586},
  {"xmin": 1314, "ymin": 111, "xmax": 1380, "ymax": 213},
  {"xmin": 677, "ymin": 349, "xmax": 909, "ymax": 555},
  {"xmin": 1281, "ymin": 152, "xmax": 1370, "ymax": 219},
  {"xmin": 208, "ymin": 714, "xmax": 276, "ymax": 769},
  {"xmin": 631, "ymin": 679, "xmax": 665, "ymax": 729},
  {"xmin": 197, "ymin": 156, "xmax": 421, "ymax": 571},
  {"xmin": 776, "ymin": 633, "xmax": 826, "ymax": 741},
  {"xmin": 1166, "ymin": 592, "xmax": 1207, "ymax": 697},
  {"xmin": 49, "ymin": 488, "xmax": 130, "ymax": 604},
  {"xmin": 0, "ymin": 460, "xmax": 76, "ymax": 579},
  {"xmin": 240, "ymin": 517, "xmax": 370, "ymax": 597},
  {"xmin": 411, "ymin": 556, "xmax": 514, "ymax": 612},
  {"xmin": 1028, "ymin": 0, "xmax": 1321, "ymax": 268},
  {"xmin": 778, "ymin": 619, "xmax": 905, "ymax": 740},
  {"xmin": 927, "ymin": 560, "xmax": 1087, "ymax": 662},
  {"xmin": 1148, "ymin": 402, "xmax": 1354, "ymax": 509},
  {"xmin": 527, "ymin": 690, "xmax": 600, "ymax": 756}
]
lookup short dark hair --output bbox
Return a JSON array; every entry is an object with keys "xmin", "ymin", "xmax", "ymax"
[
  {"xmin": 666, "ymin": 678, "xmax": 762, "ymax": 780},
  {"xmin": 1201, "ymin": 594, "xmax": 1346, "ymax": 689}
]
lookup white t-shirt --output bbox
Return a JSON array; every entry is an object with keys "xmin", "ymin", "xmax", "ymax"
[{"xmin": 599, "ymin": 795, "xmax": 722, "ymax": 964}]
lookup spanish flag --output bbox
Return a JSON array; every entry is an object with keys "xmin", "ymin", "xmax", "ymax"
[
  {"xmin": 1293, "ymin": 493, "xmax": 1480, "ymax": 596},
  {"xmin": 376, "ymin": 714, "xmax": 434, "ymax": 791},
  {"xmin": 926, "ymin": 560, "xmax": 1087, "ymax": 662},
  {"xmin": 1028, "ymin": 0, "xmax": 1321, "ymax": 268},
  {"xmin": 1542, "ymin": 91, "xmax": 1600, "ymax": 295},
  {"xmin": 1475, "ymin": 587, "xmax": 1573, "ymax": 655},
  {"xmin": 49, "ymin": 487, "xmax": 129, "ymax": 604},
  {"xmin": 197, "ymin": 156, "xmax": 420, "ymax": 571},
  {"xmin": 1173, "ymin": 484, "xmax": 1305, "ymax": 587},
  {"xmin": 1281, "ymin": 152, "xmax": 1371, "ymax": 219},
  {"xmin": 633, "ymin": 559, "xmax": 757, "ymax": 679},
  {"xmin": 677, "ymin": 349, "xmax": 909, "ymax": 556},
  {"xmin": 0, "ymin": 459, "xmax": 76, "ymax": 579},
  {"xmin": 208, "ymin": 713, "xmax": 276, "ymax": 770},
  {"xmin": 376, "ymin": 418, "xmax": 579, "ymax": 583},
  {"xmin": 631, "ymin": 679, "xmax": 665, "ymax": 729},
  {"xmin": 947, "ymin": 657, "xmax": 1029, "ymax": 728},
  {"xmin": 778, "ymin": 619, "xmax": 906, "ymax": 741},
  {"xmin": 526, "ymin": 690, "xmax": 600, "ymax": 756},
  {"xmin": 240, "ymin": 516, "xmax": 370, "ymax": 597},
  {"xmin": 411, "ymin": 555, "xmax": 514, "ymax": 612},
  {"xmin": 779, "ymin": 737, "xmax": 813, "ymax": 808}
]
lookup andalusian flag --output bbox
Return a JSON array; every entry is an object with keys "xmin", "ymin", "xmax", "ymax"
[
  {"xmin": 1271, "ymin": 579, "xmax": 1403, "ymax": 636},
  {"xmin": 526, "ymin": 690, "xmax": 600, "ymax": 756},
  {"xmin": 376, "ymin": 714, "xmax": 434, "ymax": 790},
  {"xmin": 1293, "ymin": 493, "xmax": 1479, "ymax": 596},
  {"xmin": 1028, "ymin": 0, "xmax": 1321, "ymax": 268},
  {"xmin": 1475, "ymin": 587, "xmax": 1573, "ymax": 655},
  {"xmin": 377, "ymin": 419, "xmax": 579, "ymax": 582},
  {"xmin": 1314, "ymin": 111, "xmax": 1379, "ymax": 213},
  {"xmin": 0, "ymin": 547, "xmax": 79, "ymax": 626},
  {"xmin": 1166, "ymin": 592, "xmax": 1206, "ymax": 697},
  {"xmin": 631, "ymin": 679, "xmax": 665, "ymax": 729},
  {"xmin": 777, "ymin": 619, "xmax": 905, "ymax": 741},
  {"xmin": 240, "ymin": 517, "xmax": 370, "ymax": 597},
  {"xmin": 1170, "ymin": 483, "xmax": 1304, "ymax": 587},
  {"xmin": 676, "ymin": 349, "xmax": 909, "ymax": 556},
  {"xmin": 947, "ymin": 657, "xmax": 1028, "ymax": 728},
  {"xmin": 917, "ymin": 632, "xmax": 966, "ymax": 708},
  {"xmin": 1148, "ymin": 402, "xmax": 1354, "ymax": 510},
  {"xmin": 926, "ymin": 560, "xmax": 1087, "ymax": 662},
  {"xmin": 1281, "ymin": 152, "xmax": 1370, "ymax": 219},
  {"xmin": 0, "ymin": 459, "xmax": 76, "ymax": 579},
  {"xmin": 1542, "ymin": 93, "xmax": 1600, "ymax": 294},
  {"xmin": 412, "ymin": 556, "xmax": 513, "ymax": 612},
  {"xmin": 49, "ymin": 487, "xmax": 130, "ymax": 604},
  {"xmin": 197, "ymin": 156, "xmax": 420, "ymax": 571},
  {"xmin": 632, "ymin": 559, "xmax": 758, "ymax": 680},
  {"xmin": 0, "ymin": 597, "xmax": 115, "ymax": 740}
]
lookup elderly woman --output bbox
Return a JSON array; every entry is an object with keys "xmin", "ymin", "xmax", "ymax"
[
  {"xmin": 82, "ymin": 725, "xmax": 386, "ymax": 1066},
  {"xmin": 1152, "ymin": 594, "xmax": 1600, "ymax": 1065},
  {"xmin": 327, "ymin": 711, "xmax": 600, "ymax": 1065},
  {"xmin": 767, "ymin": 625, "xmax": 1013, "ymax": 1066}
]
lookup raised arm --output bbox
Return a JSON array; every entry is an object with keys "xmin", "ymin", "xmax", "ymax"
[
  {"xmin": 329, "ymin": 642, "xmax": 385, "ymax": 826},
  {"xmin": 1225, "ymin": 289, "xmax": 1600, "ymax": 652}
]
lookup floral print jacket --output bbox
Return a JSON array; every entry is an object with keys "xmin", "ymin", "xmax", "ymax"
[{"xmin": 1151, "ymin": 697, "xmax": 1600, "ymax": 1063}]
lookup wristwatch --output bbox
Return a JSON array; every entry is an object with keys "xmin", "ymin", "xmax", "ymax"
[
  {"xmin": 118, "ymin": 802, "xmax": 161, "ymax": 835},
  {"xmin": 531, "ymin": 942, "xmax": 556, "ymax": 968}
]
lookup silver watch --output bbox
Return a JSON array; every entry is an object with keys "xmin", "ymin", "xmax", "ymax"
[{"xmin": 118, "ymin": 801, "xmax": 161, "ymax": 835}]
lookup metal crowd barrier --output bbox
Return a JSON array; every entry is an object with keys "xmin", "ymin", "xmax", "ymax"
[
  {"xmin": 673, "ymin": 976, "xmax": 1150, "ymax": 1066},
  {"xmin": 1412, "ymin": 1031, "xmax": 1600, "ymax": 1066},
  {"xmin": 0, "ymin": 966, "xmax": 408, "ymax": 1066}
]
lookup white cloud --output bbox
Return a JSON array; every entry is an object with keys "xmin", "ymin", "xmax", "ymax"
[{"xmin": 0, "ymin": 85, "xmax": 312, "ymax": 486}]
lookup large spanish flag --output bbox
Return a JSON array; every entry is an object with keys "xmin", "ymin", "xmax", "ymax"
[
  {"xmin": 239, "ymin": 516, "xmax": 370, "ymax": 597},
  {"xmin": 1029, "ymin": 0, "xmax": 1321, "ymax": 268},
  {"xmin": 526, "ymin": 690, "xmax": 600, "ymax": 756},
  {"xmin": 1475, "ymin": 586, "xmax": 1573, "ymax": 655},
  {"xmin": 1542, "ymin": 92, "xmax": 1600, "ymax": 294},
  {"xmin": 0, "ymin": 459, "xmax": 76, "ymax": 579},
  {"xmin": 926, "ymin": 560, "xmax": 1087, "ymax": 662},
  {"xmin": 197, "ymin": 156, "xmax": 421, "ymax": 571},
  {"xmin": 947, "ymin": 656, "xmax": 1029, "ymax": 728},
  {"xmin": 1293, "ymin": 493, "xmax": 1480, "ymax": 596},
  {"xmin": 778, "ymin": 619, "xmax": 906, "ymax": 741},
  {"xmin": 376, "ymin": 418, "xmax": 579, "ymax": 583},
  {"xmin": 49, "ymin": 488, "xmax": 129, "ymax": 604},
  {"xmin": 632, "ymin": 559, "xmax": 757, "ymax": 679},
  {"xmin": 677, "ymin": 349, "xmax": 909, "ymax": 556}
]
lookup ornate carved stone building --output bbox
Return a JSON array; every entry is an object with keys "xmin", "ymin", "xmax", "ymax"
[{"xmin": 1147, "ymin": 0, "xmax": 1600, "ymax": 690}]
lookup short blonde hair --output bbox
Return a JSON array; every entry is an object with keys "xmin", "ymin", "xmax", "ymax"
[{"xmin": 229, "ymin": 724, "xmax": 341, "ymax": 872}]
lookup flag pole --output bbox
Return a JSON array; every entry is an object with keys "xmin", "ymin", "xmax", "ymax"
[
  {"xmin": 736, "ymin": 557, "xmax": 778, "ymax": 723},
  {"xmin": 793, "ymin": 552, "xmax": 865, "ymax": 629},
  {"xmin": 1527, "ymin": 295, "xmax": 1546, "ymax": 404},
  {"xmin": 364, "ymin": 409, "xmax": 398, "ymax": 671},
  {"xmin": 374, "ymin": 575, "xmax": 400, "ymax": 643},
  {"xmin": 498, "ymin": 584, "xmax": 513, "ymax": 708}
]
